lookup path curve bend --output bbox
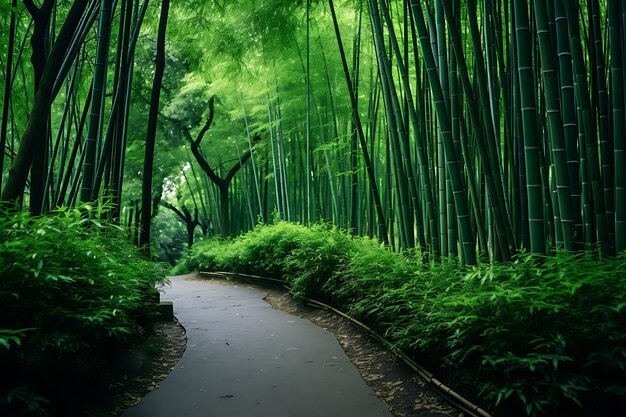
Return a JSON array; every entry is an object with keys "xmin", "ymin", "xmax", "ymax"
[{"xmin": 122, "ymin": 275, "xmax": 393, "ymax": 417}]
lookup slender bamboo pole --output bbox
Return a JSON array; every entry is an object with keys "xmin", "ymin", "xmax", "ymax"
[
  {"xmin": 139, "ymin": 0, "xmax": 170, "ymax": 252},
  {"xmin": 379, "ymin": 0, "xmax": 438, "ymax": 253},
  {"xmin": 532, "ymin": 0, "xmax": 576, "ymax": 250},
  {"xmin": 563, "ymin": 0, "xmax": 609, "ymax": 252},
  {"xmin": 608, "ymin": 1, "xmax": 626, "ymax": 252},
  {"xmin": 81, "ymin": 0, "xmax": 113, "ymax": 202},
  {"xmin": 328, "ymin": 0, "xmax": 389, "ymax": 245},
  {"xmin": 408, "ymin": 0, "xmax": 476, "ymax": 264},
  {"xmin": 0, "ymin": 0, "xmax": 18, "ymax": 193},
  {"xmin": 512, "ymin": 0, "xmax": 546, "ymax": 255}
]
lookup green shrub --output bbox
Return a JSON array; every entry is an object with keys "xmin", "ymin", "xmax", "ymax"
[
  {"xmin": 236, "ymin": 222, "xmax": 316, "ymax": 278},
  {"xmin": 336, "ymin": 253, "xmax": 626, "ymax": 416},
  {"xmin": 176, "ymin": 222, "xmax": 358, "ymax": 298},
  {"xmin": 323, "ymin": 238, "xmax": 414, "ymax": 324},
  {"xmin": 175, "ymin": 222, "xmax": 626, "ymax": 416},
  {"xmin": 171, "ymin": 238, "xmax": 234, "ymax": 274},
  {"xmin": 240, "ymin": 223, "xmax": 356, "ymax": 298},
  {"xmin": 0, "ymin": 206, "xmax": 166, "ymax": 416}
]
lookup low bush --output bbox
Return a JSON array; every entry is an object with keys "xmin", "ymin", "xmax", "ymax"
[
  {"xmin": 176, "ymin": 222, "xmax": 626, "ymax": 416},
  {"xmin": 0, "ymin": 206, "xmax": 166, "ymax": 416},
  {"xmin": 172, "ymin": 238, "xmax": 234, "ymax": 274},
  {"xmin": 238, "ymin": 223, "xmax": 357, "ymax": 298}
]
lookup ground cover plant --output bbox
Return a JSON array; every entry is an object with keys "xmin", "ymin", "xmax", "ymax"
[
  {"xmin": 175, "ymin": 222, "xmax": 626, "ymax": 417},
  {"xmin": 0, "ymin": 206, "xmax": 166, "ymax": 417}
]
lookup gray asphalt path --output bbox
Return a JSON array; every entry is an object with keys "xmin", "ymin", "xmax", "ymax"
[{"xmin": 122, "ymin": 275, "xmax": 393, "ymax": 417}]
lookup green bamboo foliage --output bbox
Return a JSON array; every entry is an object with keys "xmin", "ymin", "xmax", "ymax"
[{"xmin": 2, "ymin": 0, "xmax": 626, "ymax": 260}]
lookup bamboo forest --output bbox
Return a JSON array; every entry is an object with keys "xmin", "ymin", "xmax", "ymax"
[{"xmin": 1, "ymin": 0, "xmax": 625, "ymax": 416}]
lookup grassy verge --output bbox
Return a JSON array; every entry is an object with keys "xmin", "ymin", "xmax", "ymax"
[
  {"xmin": 1, "ymin": 206, "xmax": 166, "ymax": 416},
  {"xmin": 174, "ymin": 221, "xmax": 626, "ymax": 417}
]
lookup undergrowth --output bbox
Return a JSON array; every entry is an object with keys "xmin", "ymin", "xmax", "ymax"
[
  {"xmin": 175, "ymin": 221, "xmax": 626, "ymax": 417},
  {"xmin": 0, "ymin": 206, "xmax": 166, "ymax": 417}
]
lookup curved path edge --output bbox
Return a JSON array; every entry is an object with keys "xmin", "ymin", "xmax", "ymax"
[{"xmin": 121, "ymin": 274, "xmax": 393, "ymax": 417}]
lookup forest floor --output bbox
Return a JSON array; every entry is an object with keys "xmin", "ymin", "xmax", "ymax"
[
  {"xmin": 96, "ymin": 273, "xmax": 462, "ymax": 417},
  {"xmin": 90, "ymin": 317, "xmax": 187, "ymax": 416}
]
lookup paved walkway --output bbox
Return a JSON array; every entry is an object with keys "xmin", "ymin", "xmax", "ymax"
[{"xmin": 122, "ymin": 275, "xmax": 393, "ymax": 417}]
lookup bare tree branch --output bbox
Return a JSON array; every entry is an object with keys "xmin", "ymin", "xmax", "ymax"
[{"xmin": 22, "ymin": 0, "xmax": 40, "ymax": 17}]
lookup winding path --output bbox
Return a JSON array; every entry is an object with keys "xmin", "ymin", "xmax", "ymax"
[{"xmin": 122, "ymin": 275, "xmax": 393, "ymax": 417}]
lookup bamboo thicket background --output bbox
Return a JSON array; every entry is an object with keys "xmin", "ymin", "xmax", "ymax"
[{"xmin": 0, "ymin": 0, "xmax": 624, "ymax": 264}]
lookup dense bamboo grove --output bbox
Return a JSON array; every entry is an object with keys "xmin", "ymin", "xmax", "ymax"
[
  {"xmin": 160, "ymin": 0, "xmax": 625, "ymax": 264},
  {"xmin": 2, "ymin": 2, "xmax": 626, "ymax": 416},
  {"xmin": 0, "ymin": 0, "xmax": 624, "ymax": 263},
  {"xmin": 326, "ymin": 0, "xmax": 626, "ymax": 262}
]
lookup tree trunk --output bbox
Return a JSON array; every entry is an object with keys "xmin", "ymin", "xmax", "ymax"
[
  {"xmin": 0, "ymin": 0, "xmax": 18, "ymax": 193},
  {"xmin": 1, "ymin": 0, "xmax": 89, "ymax": 206},
  {"xmin": 24, "ymin": 0, "xmax": 54, "ymax": 213},
  {"xmin": 219, "ymin": 185, "xmax": 229, "ymax": 237},
  {"xmin": 139, "ymin": 0, "xmax": 170, "ymax": 253}
]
